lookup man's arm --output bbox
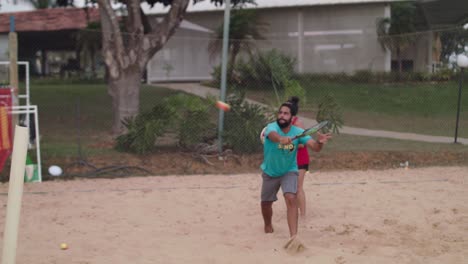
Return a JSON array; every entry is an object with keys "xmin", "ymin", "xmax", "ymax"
[
  {"xmin": 267, "ymin": 131, "xmax": 292, "ymax": 145},
  {"xmin": 306, "ymin": 132, "xmax": 332, "ymax": 152}
]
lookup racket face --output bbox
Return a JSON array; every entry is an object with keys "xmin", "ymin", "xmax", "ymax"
[
  {"xmin": 297, "ymin": 121, "xmax": 329, "ymax": 138},
  {"xmin": 260, "ymin": 126, "xmax": 267, "ymax": 144}
]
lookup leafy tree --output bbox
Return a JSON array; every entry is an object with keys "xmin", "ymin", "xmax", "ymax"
[
  {"xmin": 439, "ymin": 25, "xmax": 468, "ymax": 64},
  {"xmin": 316, "ymin": 93, "xmax": 343, "ymax": 134},
  {"xmin": 29, "ymin": 0, "xmax": 73, "ymax": 8},
  {"xmin": 75, "ymin": 22, "xmax": 102, "ymax": 78},
  {"xmin": 208, "ymin": 8, "xmax": 266, "ymax": 80},
  {"xmin": 376, "ymin": 2, "xmax": 426, "ymax": 74},
  {"xmin": 93, "ymin": 0, "xmax": 254, "ymax": 135},
  {"xmin": 29, "ymin": 0, "xmax": 53, "ymax": 8}
]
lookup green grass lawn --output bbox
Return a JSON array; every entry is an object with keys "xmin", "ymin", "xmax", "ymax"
[
  {"xmin": 327, "ymin": 134, "xmax": 468, "ymax": 153},
  {"xmin": 23, "ymin": 81, "xmax": 180, "ymax": 159},
  {"xmin": 19, "ymin": 80, "xmax": 468, "ymax": 161},
  {"xmin": 245, "ymin": 80, "xmax": 468, "ymax": 138},
  {"xmin": 0, "ymin": 79, "xmax": 465, "ymax": 180}
]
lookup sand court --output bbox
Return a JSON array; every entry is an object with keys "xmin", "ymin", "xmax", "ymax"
[{"xmin": 0, "ymin": 166, "xmax": 467, "ymax": 263}]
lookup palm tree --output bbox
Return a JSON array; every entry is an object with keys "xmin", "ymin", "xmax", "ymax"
[
  {"xmin": 208, "ymin": 9, "xmax": 267, "ymax": 80},
  {"xmin": 377, "ymin": 2, "xmax": 423, "ymax": 74}
]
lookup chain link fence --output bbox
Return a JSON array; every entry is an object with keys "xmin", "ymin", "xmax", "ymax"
[{"xmin": 0, "ymin": 26, "xmax": 467, "ymax": 179}]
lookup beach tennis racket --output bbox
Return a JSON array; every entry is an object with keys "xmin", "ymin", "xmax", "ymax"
[{"xmin": 292, "ymin": 120, "xmax": 329, "ymax": 140}]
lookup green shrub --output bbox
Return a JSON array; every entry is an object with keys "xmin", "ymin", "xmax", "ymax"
[
  {"xmin": 283, "ymin": 79, "xmax": 306, "ymax": 105},
  {"xmin": 237, "ymin": 49, "xmax": 296, "ymax": 90},
  {"xmin": 351, "ymin": 70, "xmax": 373, "ymax": 83},
  {"xmin": 295, "ymin": 72, "xmax": 350, "ymax": 83},
  {"xmin": 211, "ymin": 49, "xmax": 297, "ymax": 92},
  {"xmin": 223, "ymin": 92, "xmax": 271, "ymax": 153},
  {"xmin": 115, "ymin": 94, "xmax": 214, "ymax": 153},
  {"xmin": 115, "ymin": 103, "xmax": 176, "ymax": 154},
  {"xmin": 166, "ymin": 94, "xmax": 215, "ymax": 148},
  {"xmin": 316, "ymin": 93, "xmax": 344, "ymax": 134},
  {"xmin": 295, "ymin": 70, "xmax": 457, "ymax": 84},
  {"xmin": 431, "ymin": 68, "xmax": 456, "ymax": 82}
]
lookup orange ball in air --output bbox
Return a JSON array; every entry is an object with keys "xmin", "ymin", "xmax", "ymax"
[{"xmin": 215, "ymin": 101, "xmax": 231, "ymax": 112}]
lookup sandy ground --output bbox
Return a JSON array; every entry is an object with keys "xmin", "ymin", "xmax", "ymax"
[{"xmin": 0, "ymin": 166, "xmax": 467, "ymax": 264}]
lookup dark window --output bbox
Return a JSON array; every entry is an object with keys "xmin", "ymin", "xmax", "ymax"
[{"xmin": 391, "ymin": 60, "xmax": 414, "ymax": 72}]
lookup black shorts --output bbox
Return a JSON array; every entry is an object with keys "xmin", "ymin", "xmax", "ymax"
[{"xmin": 298, "ymin": 164, "xmax": 309, "ymax": 171}]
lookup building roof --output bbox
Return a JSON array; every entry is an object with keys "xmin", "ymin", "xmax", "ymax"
[
  {"xmin": 417, "ymin": 0, "xmax": 468, "ymax": 28},
  {"xmin": 0, "ymin": 7, "xmax": 99, "ymax": 33},
  {"xmin": 142, "ymin": 0, "xmax": 404, "ymax": 14}
]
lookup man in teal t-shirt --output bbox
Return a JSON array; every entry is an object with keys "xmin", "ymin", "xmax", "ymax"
[
  {"xmin": 260, "ymin": 122, "xmax": 310, "ymax": 176},
  {"xmin": 260, "ymin": 100, "xmax": 332, "ymax": 241}
]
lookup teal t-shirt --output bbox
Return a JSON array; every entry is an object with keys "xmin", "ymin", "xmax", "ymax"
[{"xmin": 260, "ymin": 122, "xmax": 311, "ymax": 177}]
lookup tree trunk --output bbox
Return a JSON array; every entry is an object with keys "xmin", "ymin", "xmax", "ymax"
[
  {"xmin": 91, "ymin": 49, "xmax": 96, "ymax": 78},
  {"xmin": 228, "ymin": 42, "xmax": 240, "ymax": 82},
  {"xmin": 397, "ymin": 46, "xmax": 402, "ymax": 75},
  {"xmin": 97, "ymin": 0, "xmax": 189, "ymax": 135},
  {"xmin": 108, "ymin": 66, "xmax": 142, "ymax": 135}
]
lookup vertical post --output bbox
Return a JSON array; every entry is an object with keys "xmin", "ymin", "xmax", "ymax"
[
  {"xmin": 2, "ymin": 126, "xmax": 29, "ymax": 264},
  {"xmin": 454, "ymin": 68, "xmax": 464, "ymax": 143},
  {"xmin": 9, "ymin": 16, "xmax": 18, "ymax": 97},
  {"xmin": 9, "ymin": 16, "xmax": 19, "ymax": 130},
  {"xmin": 217, "ymin": 0, "xmax": 231, "ymax": 154},
  {"xmin": 297, "ymin": 10, "xmax": 304, "ymax": 73},
  {"xmin": 427, "ymin": 31, "xmax": 433, "ymax": 73},
  {"xmin": 383, "ymin": 4, "xmax": 391, "ymax": 72}
]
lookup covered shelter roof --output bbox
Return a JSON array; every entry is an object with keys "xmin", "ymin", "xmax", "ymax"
[
  {"xmin": 0, "ymin": 7, "xmax": 100, "ymax": 55},
  {"xmin": 0, "ymin": 7, "xmax": 99, "ymax": 33},
  {"xmin": 142, "ymin": 0, "xmax": 405, "ymax": 14},
  {"xmin": 417, "ymin": 0, "xmax": 468, "ymax": 28}
]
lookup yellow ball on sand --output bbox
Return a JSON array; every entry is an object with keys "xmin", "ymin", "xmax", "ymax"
[
  {"xmin": 215, "ymin": 101, "xmax": 231, "ymax": 112},
  {"xmin": 60, "ymin": 243, "xmax": 68, "ymax": 250}
]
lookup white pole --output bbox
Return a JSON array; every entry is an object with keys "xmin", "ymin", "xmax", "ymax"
[
  {"xmin": 383, "ymin": 4, "xmax": 391, "ymax": 72},
  {"xmin": 217, "ymin": 0, "xmax": 231, "ymax": 154},
  {"xmin": 33, "ymin": 106, "xmax": 42, "ymax": 182},
  {"xmin": 2, "ymin": 125, "xmax": 29, "ymax": 264},
  {"xmin": 297, "ymin": 10, "xmax": 304, "ymax": 73}
]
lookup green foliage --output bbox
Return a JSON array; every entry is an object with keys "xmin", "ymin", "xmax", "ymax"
[
  {"xmin": 316, "ymin": 93, "xmax": 344, "ymax": 134},
  {"xmin": 376, "ymin": 2, "xmax": 427, "ymax": 73},
  {"xmin": 115, "ymin": 93, "xmax": 214, "ymax": 153},
  {"xmin": 166, "ymin": 94, "xmax": 215, "ymax": 148},
  {"xmin": 208, "ymin": 9, "xmax": 267, "ymax": 67},
  {"xmin": 178, "ymin": 110, "xmax": 213, "ymax": 147},
  {"xmin": 210, "ymin": 65, "xmax": 223, "ymax": 87},
  {"xmin": 283, "ymin": 79, "xmax": 306, "ymax": 105},
  {"xmin": 210, "ymin": 49, "xmax": 296, "ymax": 100},
  {"xmin": 115, "ymin": 104, "xmax": 176, "ymax": 154},
  {"xmin": 440, "ymin": 27, "xmax": 468, "ymax": 63},
  {"xmin": 223, "ymin": 92, "xmax": 270, "ymax": 153},
  {"xmin": 351, "ymin": 70, "xmax": 373, "ymax": 83},
  {"xmin": 29, "ymin": 0, "xmax": 53, "ymax": 8},
  {"xmin": 237, "ymin": 49, "xmax": 296, "ymax": 89},
  {"xmin": 296, "ymin": 70, "xmax": 458, "ymax": 84}
]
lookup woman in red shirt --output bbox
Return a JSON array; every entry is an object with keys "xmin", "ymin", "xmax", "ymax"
[{"xmin": 288, "ymin": 96, "xmax": 309, "ymax": 218}]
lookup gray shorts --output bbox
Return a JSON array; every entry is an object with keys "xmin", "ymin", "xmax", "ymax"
[{"xmin": 261, "ymin": 171, "xmax": 298, "ymax": 202}]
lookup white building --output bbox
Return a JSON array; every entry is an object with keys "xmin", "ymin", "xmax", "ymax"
[{"xmin": 144, "ymin": 0, "xmax": 412, "ymax": 82}]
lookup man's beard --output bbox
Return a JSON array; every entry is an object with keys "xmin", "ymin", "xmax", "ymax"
[{"xmin": 276, "ymin": 118, "xmax": 291, "ymax": 128}]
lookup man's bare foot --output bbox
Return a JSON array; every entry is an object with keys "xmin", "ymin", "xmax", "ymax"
[
  {"xmin": 264, "ymin": 225, "xmax": 274, "ymax": 233},
  {"xmin": 284, "ymin": 235, "xmax": 306, "ymax": 254}
]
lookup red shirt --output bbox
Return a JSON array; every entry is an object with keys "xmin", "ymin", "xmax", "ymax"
[{"xmin": 292, "ymin": 117, "xmax": 310, "ymax": 166}]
